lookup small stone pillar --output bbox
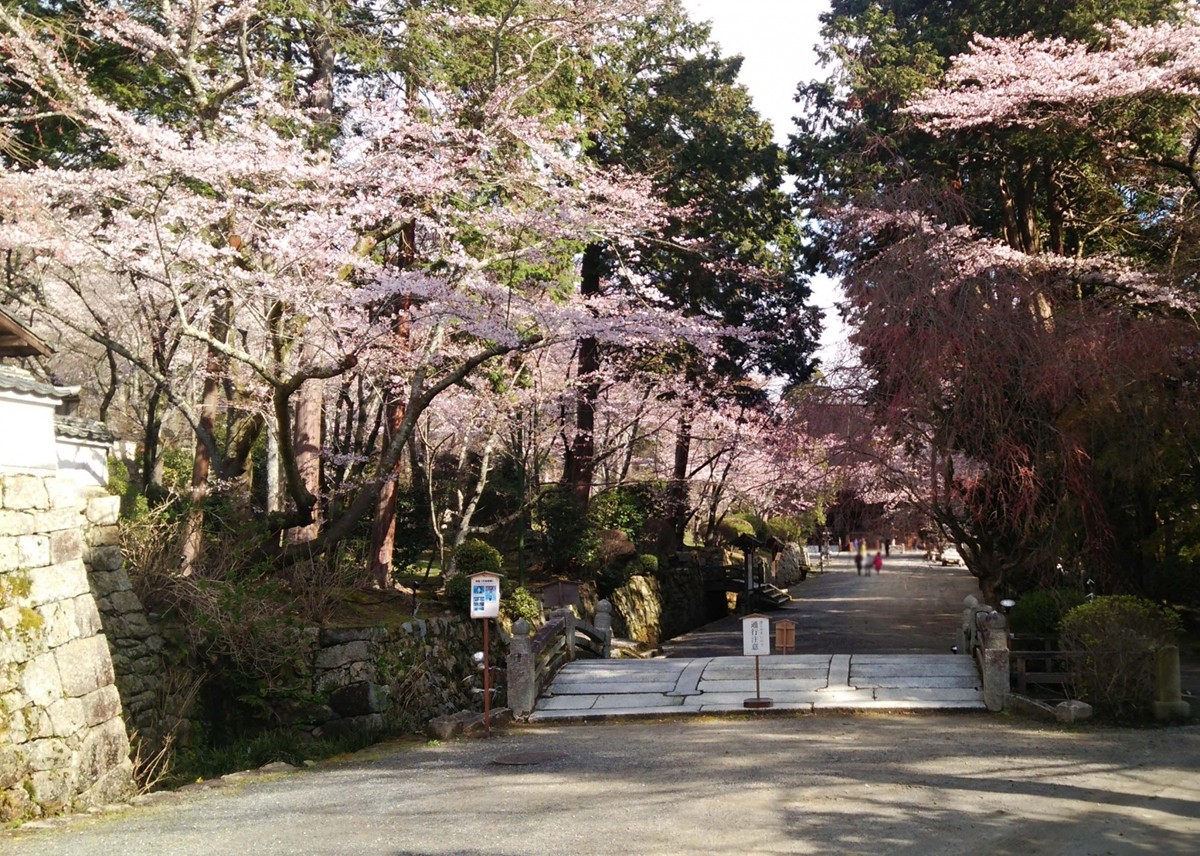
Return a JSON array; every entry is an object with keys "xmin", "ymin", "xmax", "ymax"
[
  {"xmin": 960, "ymin": 595, "xmax": 979, "ymax": 654},
  {"xmin": 556, "ymin": 607, "xmax": 577, "ymax": 661},
  {"xmin": 506, "ymin": 619, "xmax": 536, "ymax": 718},
  {"xmin": 978, "ymin": 609, "xmax": 1009, "ymax": 712},
  {"xmin": 1154, "ymin": 645, "xmax": 1192, "ymax": 721},
  {"xmin": 595, "ymin": 600, "xmax": 613, "ymax": 658}
]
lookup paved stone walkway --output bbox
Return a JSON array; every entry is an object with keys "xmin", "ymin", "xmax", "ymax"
[
  {"xmin": 532, "ymin": 554, "xmax": 987, "ymax": 719},
  {"xmin": 530, "ymin": 653, "xmax": 983, "ymax": 720}
]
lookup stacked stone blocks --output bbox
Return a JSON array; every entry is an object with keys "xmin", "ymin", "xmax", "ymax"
[
  {"xmin": 310, "ymin": 618, "xmax": 481, "ymax": 737},
  {"xmin": 80, "ymin": 489, "xmax": 165, "ymax": 745},
  {"xmin": 0, "ymin": 473, "xmax": 133, "ymax": 822}
]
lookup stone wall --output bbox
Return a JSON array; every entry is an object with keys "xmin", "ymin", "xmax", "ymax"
[
  {"xmin": 776, "ymin": 543, "xmax": 810, "ymax": 587},
  {"xmin": 0, "ymin": 473, "xmax": 133, "ymax": 822},
  {"xmin": 609, "ymin": 575, "xmax": 663, "ymax": 645},
  {"xmin": 80, "ymin": 489, "xmax": 165, "ymax": 746},
  {"xmin": 308, "ymin": 617, "xmax": 486, "ymax": 737}
]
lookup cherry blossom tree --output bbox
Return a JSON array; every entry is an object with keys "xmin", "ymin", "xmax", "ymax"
[
  {"xmin": 1, "ymin": 1, "xmax": 743, "ymax": 579},
  {"xmin": 795, "ymin": 4, "xmax": 1200, "ymax": 600}
]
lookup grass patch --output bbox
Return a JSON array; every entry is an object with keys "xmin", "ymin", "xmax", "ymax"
[{"xmin": 163, "ymin": 725, "xmax": 406, "ymax": 788}]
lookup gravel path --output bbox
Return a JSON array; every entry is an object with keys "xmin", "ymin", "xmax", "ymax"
[
  {"xmin": 5, "ymin": 714, "xmax": 1197, "ymax": 855},
  {"xmin": 7, "ymin": 552, "xmax": 1197, "ymax": 855}
]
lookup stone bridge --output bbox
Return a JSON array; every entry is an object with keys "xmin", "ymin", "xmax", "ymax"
[{"xmin": 530, "ymin": 553, "xmax": 989, "ymax": 720}]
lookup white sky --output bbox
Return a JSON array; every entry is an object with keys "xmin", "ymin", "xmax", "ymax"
[{"xmin": 681, "ymin": 0, "xmax": 850, "ymax": 368}]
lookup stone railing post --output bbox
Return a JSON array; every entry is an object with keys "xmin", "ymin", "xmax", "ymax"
[
  {"xmin": 1154, "ymin": 645, "xmax": 1191, "ymax": 721},
  {"xmin": 506, "ymin": 618, "xmax": 536, "ymax": 718},
  {"xmin": 977, "ymin": 609, "xmax": 1009, "ymax": 712},
  {"xmin": 960, "ymin": 595, "xmax": 979, "ymax": 654},
  {"xmin": 595, "ymin": 599, "xmax": 613, "ymax": 658},
  {"xmin": 556, "ymin": 607, "xmax": 577, "ymax": 661}
]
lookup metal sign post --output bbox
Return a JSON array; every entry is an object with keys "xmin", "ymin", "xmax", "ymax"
[
  {"xmin": 469, "ymin": 572, "xmax": 502, "ymax": 737},
  {"xmin": 742, "ymin": 614, "xmax": 773, "ymax": 709}
]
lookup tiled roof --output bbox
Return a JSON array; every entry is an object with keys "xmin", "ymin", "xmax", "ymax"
[
  {"xmin": 54, "ymin": 415, "xmax": 114, "ymax": 444},
  {"xmin": 0, "ymin": 365, "xmax": 70, "ymax": 399}
]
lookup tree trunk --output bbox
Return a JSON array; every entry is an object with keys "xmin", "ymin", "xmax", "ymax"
[
  {"xmin": 450, "ymin": 429, "xmax": 499, "ymax": 550},
  {"xmin": 286, "ymin": 364, "xmax": 324, "ymax": 545},
  {"xmin": 140, "ymin": 385, "xmax": 163, "ymax": 490},
  {"xmin": 368, "ymin": 388, "xmax": 405, "ymax": 587},
  {"xmin": 180, "ymin": 292, "xmax": 231, "ymax": 574},
  {"xmin": 569, "ymin": 242, "xmax": 604, "ymax": 507},
  {"xmin": 366, "ymin": 225, "xmax": 416, "ymax": 585},
  {"xmin": 661, "ymin": 405, "xmax": 693, "ymax": 554}
]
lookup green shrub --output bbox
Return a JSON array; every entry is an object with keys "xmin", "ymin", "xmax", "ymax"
[
  {"xmin": 765, "ymin": 516, "xmax": 809, "ymax": 544},
  {"xmin": 453, "ymin": 539, "xmax": 503, "ymax": 577},
  {"xmin": 108, "ymin": 456, "xmax": 152, "ymax": 519},
  {"xmin": 595, "ymin": 560, "xmax": 634, "ymax": 598},
  {"xmin": 634, "ymin": 554, "xmax": 659, "ymax": 576},
  {"xmin": 501, "ymin": 586, "xmax": 541, "ymax": 625},
  {"xmin": 160, "ymin": 446, "xmax": 194, "ymax": 492},
  {"xmin": 536, "ymin": 486, "xmax": 600, "ymax": 573},
  {"xmin": 1059, "ymin": 595, "xmax": 1184, "ymax": 722},
  {"xmin": 441, "ymin": 541, "xmax": 503, "ymax": 615},
  {"xmin": 108, "ymin": 456, "xmax": 130, "ymax": 496},
  {"xmin": 716, "ymin": 516, "xmax": 756, "ymax": 543},
  {"xmin": 1008, "ymin": 588, "xmax": 1086, "ymax": 636},
  {"xmin": 442, "ymin": 572, "xmax": 472, "ymax": 614},
  {"xmin": 588, "ymin": 483, "xmax": 665, "ymax": 540}
]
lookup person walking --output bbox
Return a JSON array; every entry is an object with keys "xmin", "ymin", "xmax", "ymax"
[
  {"xmin": 855, "ymin": 540, "xmax": 865, "ymax": 576},
  {"xmin": 873, "ymin": 551, "xmax": 884, "ymax": 575}
]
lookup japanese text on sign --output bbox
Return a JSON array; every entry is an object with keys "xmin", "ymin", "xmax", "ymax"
[
  {"xmin": 742, "ymin": 615, "xmax": 770, "ymax": 656},
  {"xmin": 469, "ymin": 573, "xmax": 501, "ymax": 619}
]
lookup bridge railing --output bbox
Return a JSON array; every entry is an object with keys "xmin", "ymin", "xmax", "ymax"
[
  {"xmin": 960, "ymin": 596, "xmax": 1008, "ymax": 711},
  {"xmin": 507, "ymin": 600, "xmax": 613, "ymax": 718}
]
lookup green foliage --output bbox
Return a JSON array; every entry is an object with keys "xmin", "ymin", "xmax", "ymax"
[
  {"xmin": 500, "ymin": 586, "xmax": 541, "ymax": 625},
  {"xmin": 596, "ymin": 551, "xmax": 660, "ymax": 599},
  {"xmin": 716, "ymin": 515, "xmax": 756, "ymax": 543},
  {"xmin": 108, "ymin": 455, "xmax": 152, "ymax": 519},
  {"xmin": 442, "ymin": 539, "xmax": 503, "ymax": 618},
  {"xmin": 536, "ymin": 486, "xmax": 599, "ymax": 574},
  {"xmin": 738, "ymin": 513, "xmax": 769, "ymax": 540},
  {"xmin": 165, "ymin": 726, "xmax": 387, "ymax": 788},
  {"xmin": 107, "ymin": 455, "xmax": 130, "ymax": 496},
  {"xmin": 1008, "ymin": 588, "xmax": 1087, "ymax": 636},
  {"xmin": 453, "ymin": 539, "xmax": 503, "ymax": 577},
  {"xmin": 159, "ymin": 446, "xmax": 194, "ymax": 493},
  {"xmin": 765, "ymin": 516, "xmax": 809, "ymax": 544},
  {"xmin": 442, "ymin": 572, "xmax": 472, "ymax": 615},
  {"xmin": 634, "ymin": 554, "xmax": 659, "ymax": 576},
  {"xmin": 588, "ymin": 483, "xmax": 665, "ymax": 541},
  {"xmin": 595, "ymin": 561, "xmax": 633, "ymax": 599},
  {"xmin": 1059, "ymin": 595, "xmax": 1184, "ymax": 721}
]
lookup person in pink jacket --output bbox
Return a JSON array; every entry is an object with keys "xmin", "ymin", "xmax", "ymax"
[{"xmin": 872, "ymin": 551, "xmax": 884, "ymax": 574}]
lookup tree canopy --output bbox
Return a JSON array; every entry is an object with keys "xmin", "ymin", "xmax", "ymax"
[{"xmin": 792, "ymin": 0, "xmax": 1200, "ymax": 601}]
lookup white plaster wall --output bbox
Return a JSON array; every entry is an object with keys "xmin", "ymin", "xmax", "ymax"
[
  {"xmin": 56, "ymin": 439, "xmax": 110, "ymax": 489},
  {"xmin": 0, "ymin": 391, "xmax": 59, "ymax": 475}
]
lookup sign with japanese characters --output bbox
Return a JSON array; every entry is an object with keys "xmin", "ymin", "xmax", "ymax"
[
  {"xmin": 469, "ymin": 572, "xmax": 501, "ymax": 619},
  {"xmin": 742, "ymin": 614, "xmax": 771, "ymax": 656}
]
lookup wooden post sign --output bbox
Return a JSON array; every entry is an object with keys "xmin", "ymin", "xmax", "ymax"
[
  {"xmin": 775, "ymin": 619, "xmax": 796, "ymax": 655},
  {"xmin": 742, "ymin": 614, "xmax": 773, "ymax": 709},
  {"xmin": 469, "ymin": 572, "xmax": 503, "ymax": 736}
]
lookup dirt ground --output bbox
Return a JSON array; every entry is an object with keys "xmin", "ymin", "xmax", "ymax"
[{"xmin": 5, "ymin": 713, "xmax": 1198, "ymax": 855}]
